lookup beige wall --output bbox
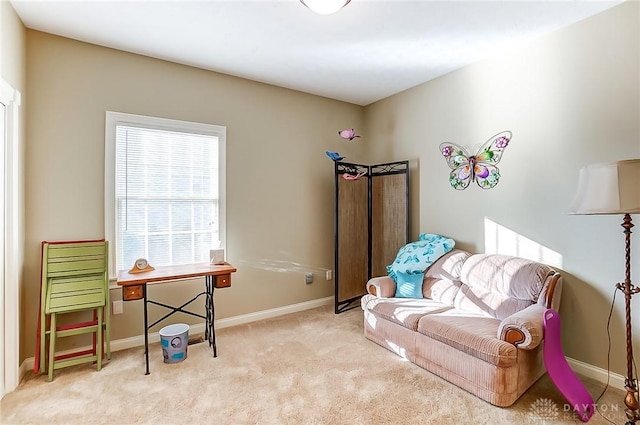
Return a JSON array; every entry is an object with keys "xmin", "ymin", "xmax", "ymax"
[
  {"xmin": 364, "ymin": 1, "xmax": 640, "ymax": 375},
  {"xmin": 1, "ymin": 0, "xmax": 26, "ymax": 89},
  {"xmin": 23, "ymin": 30, "xmax": 364, "ymax": 359}
]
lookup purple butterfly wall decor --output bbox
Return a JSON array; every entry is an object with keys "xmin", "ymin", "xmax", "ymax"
[
  {"xmin": 338, "ymin": 129, "xmax": 360, "ymax": 141},
  {"xmin": 439, "ymin": 131, "xmax": 511, "ymax": 190}
]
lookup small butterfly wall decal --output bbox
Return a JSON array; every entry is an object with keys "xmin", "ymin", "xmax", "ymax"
[
  {"xmin": 326, "ymin": 151, "xmax": 345, "ymax": 161},
  {"xmin": 439, "ymin": 131, "xmax": 511, "ymax": 190},
  {"xmin": 338, "ymin": 129, "xmax": 360, "ymax": 141}
]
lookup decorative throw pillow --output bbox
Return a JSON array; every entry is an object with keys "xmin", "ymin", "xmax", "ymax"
[
  {"xmin": 387, "ymin": 234, "xmax": 455, "ymax": 283},
  {"xmin": 394, "ymin": 271, "xmax": 425, "ymax": 298},
  {"xmin": 419, "ymin": 233, "xmax": 447, "ymax": 242}
]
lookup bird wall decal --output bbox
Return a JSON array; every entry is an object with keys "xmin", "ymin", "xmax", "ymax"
[
  {"xmin": 341, "ymin": 172, "xmax": 366, "ymax": 180},
  {"xmin": 326, "ymin": 151, "xmax": 345, "ymax": 161}
]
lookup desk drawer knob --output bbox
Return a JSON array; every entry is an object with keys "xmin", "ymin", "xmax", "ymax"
[{"xmin": 215, "ymin": 274, "xmax": 231, "ymax": 288}]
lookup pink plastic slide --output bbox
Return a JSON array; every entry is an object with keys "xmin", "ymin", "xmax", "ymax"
[{"xmin": 543, "ymin": 308, "xmax": 595, "ymax": 422}]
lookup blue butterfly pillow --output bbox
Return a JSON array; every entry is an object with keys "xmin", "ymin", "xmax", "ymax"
[
  {"xmin": 394, "ymin": 271, "xmax": 425, "ymax": 298},
  {"xmin": 387, "ymin": 234, "xmax": 456, "ymax": 298}
]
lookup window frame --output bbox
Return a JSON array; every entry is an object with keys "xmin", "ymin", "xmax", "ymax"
[
  {"xmin": 105, "ymin": 111, "xmax": 226, "ymax": 279},
  {"xmin": 1, "ymin": 78, "xmax": 21, "ymax": 397}
]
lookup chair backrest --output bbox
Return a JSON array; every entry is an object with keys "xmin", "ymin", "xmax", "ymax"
[{"xmin": 42, "ymin": 240, "xmax": 109, "ymax": 314}]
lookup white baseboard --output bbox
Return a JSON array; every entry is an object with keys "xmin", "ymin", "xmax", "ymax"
[
  {"xmin": 566, "ymin": 357, "xmax": 626, "ymax": 392},
  {"xmin": 20, "ymin": 296, "xmax": 333, "ymax": 379},
  {"xmin": 110, "ymin": 296, "xmax": 334, "ymax": 352},
  {"xmin": 19, "ymin": 296, "xmax": 627, "ymax": 396}
]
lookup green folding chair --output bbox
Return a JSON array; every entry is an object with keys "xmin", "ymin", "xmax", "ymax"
[{"xmin": 38, "ymin": 240, "xmax": 110, "ymax": 381}]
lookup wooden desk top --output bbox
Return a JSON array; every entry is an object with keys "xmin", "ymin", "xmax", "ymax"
[{"xmin": 116, "ymin": 263, "xmax": 237, "ymax": 286}]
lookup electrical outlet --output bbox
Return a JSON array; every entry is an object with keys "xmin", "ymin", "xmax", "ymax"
[
  {"xmin": 326, "ymin": 270, "xmax": 332, "ymax": 281},
  {"xmin": 305, "ymin": 273, "xmax": 314, "ymax": 284},
  {"xmin": 112, "ymin": 300, "xmax": 123, "ymax": 315}
]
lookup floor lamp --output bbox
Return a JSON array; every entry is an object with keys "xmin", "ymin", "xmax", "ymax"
[{"xmin": 569, "ymin": 159, "xmax": 640, "ymax": 425}]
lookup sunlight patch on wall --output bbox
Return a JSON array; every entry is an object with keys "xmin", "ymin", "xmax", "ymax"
[{"xmin": 484, "ymin": 217, "xmax": 563, "ymax": 268}]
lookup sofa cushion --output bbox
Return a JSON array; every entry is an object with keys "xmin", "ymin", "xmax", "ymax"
[
  {"xmin": 423, "ymin": 278, "xmax": 462, "ymax": 305},
  {"xmin": 453, "ymin": 284, "xmax": 535, "ymax": 320},
  {"xmin": 394, "ymin": 271, "xmax": 424, "ymax": 298},
  {"xmin": 457, "ymin": 254, "xmax": 551, "ymax": 318},
  {"xmin": 422, "ymin": 249, "xmax": 471, "ymax": 304},
  {"xmin": 424, "ymin": 249, "xmax": 470, "ymax": 280},
  {"xmin": 361, "ymin": 295, "xmax": 453, "ymax": 331},
  {"xmin": 387, "ymin": 235, "xmax": 455, "ymax": 282},
  {"xmin": 416, "ymin": 310, "xmax": 517, "ymax": 367}
]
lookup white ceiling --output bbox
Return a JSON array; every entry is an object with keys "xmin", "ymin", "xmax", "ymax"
[{"xmin": 10, "ymin": 0, "xmax": 623, "ymax": 106}]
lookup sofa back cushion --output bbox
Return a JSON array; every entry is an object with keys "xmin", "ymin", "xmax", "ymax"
[
  {"xmin": 455, "ymin": 254, "xmax": 554, "ymax": 320},
  {"xmin": 422, "ymin": 249, "xmax": 471, "ymax": 304},
  {"xmin": 453, "ymin": 285, "xmax": 535, "ymax": 320}
]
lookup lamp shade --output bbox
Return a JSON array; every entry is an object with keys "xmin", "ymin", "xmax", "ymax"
[
  {"xmin": 569, "ymin": 159, "xmax": 640, "ymax": 215},
  {"xmin": 300, "ymin": 0, "xmax": 351, "ymax": 15}
]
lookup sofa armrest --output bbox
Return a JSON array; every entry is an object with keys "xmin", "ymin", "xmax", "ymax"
[
  {"xmin": 366, "ymin": 276, "xmax": 396, "ymax": 298},
  {"xmin": 497, "ymin": 304, "xmax": 546, "ymax": 350},
  {"xmin": 538, "ymin": 272, "xmax": 563, "ymax": 311}
]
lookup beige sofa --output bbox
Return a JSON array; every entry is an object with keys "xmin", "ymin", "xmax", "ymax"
[{"xmin": 361, "ymin": 249, "xmax": 562, "ymax": 407}]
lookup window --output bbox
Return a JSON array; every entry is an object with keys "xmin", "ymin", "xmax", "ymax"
[{"xmin": 105, "ymin": 112, "xmax": 226, "ymax": 277}]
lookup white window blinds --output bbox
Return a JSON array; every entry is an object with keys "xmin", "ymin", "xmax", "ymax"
[{"xmin": 105, "ymin": 112, "xmax": 226, "ymax": 275}]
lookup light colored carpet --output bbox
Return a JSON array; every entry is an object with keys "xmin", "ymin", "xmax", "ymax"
[{"xmin": 0, "ymin": 305, "xmax": 628, "ymax": 424}]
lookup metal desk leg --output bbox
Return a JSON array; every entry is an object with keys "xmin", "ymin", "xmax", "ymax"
[
  {"xmin": 143, "ymin": 284, "xmax": 150, "ymax": 375},
  {"xmin": 205, "ymin": 276, "xmax": 217, "ymax": 357}
]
